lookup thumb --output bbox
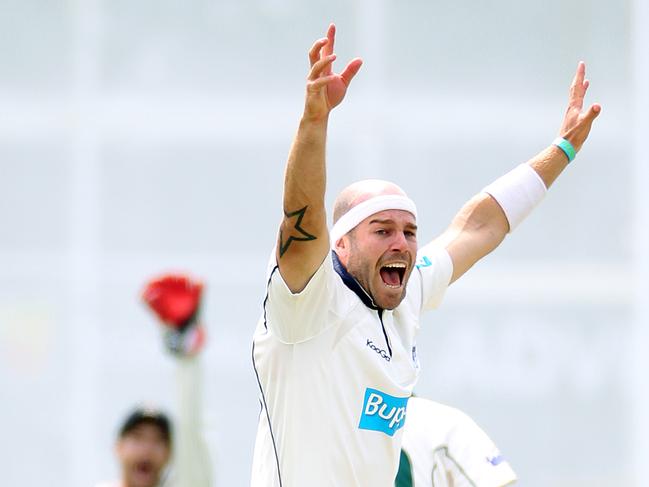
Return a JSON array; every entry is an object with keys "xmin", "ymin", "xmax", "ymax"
[
  {"xmin": 340, "ymin": 58, "xmax": 363, "ymax": 86},
  {"xmin": 571, "ymin": 103, "xmax": 601, "ymax": 153},
  {"xmin": 582, "ymin": 103, "xmax": 602, "ymax": 125}
]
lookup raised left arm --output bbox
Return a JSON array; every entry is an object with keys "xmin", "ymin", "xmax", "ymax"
[
  {"xmin": 141, "ymin": 274, "xmax": 212, "ymax": 487},
  {"xmin": 433, "ymin": 62, "xmax": 601, "ymax": 284}
]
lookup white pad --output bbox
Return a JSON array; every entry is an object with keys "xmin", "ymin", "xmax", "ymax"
[
  {"xmin": 330, "ymin": 194, "xmax": 418, "ymax": 246},
  {"xmin": 482, "ymin": 163, "xmax": 547, "ymax": 232}
]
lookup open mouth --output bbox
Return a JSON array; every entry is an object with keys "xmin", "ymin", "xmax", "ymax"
[
  {"xmin": 134, "ymin": 460, "xmax": 154, "ymax": 478},
  {"xmin": 379, "ymin": 263, "xmax": 407, "ymax": 289}
]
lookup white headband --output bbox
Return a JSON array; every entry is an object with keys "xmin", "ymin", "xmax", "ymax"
[{"xmin": 330, "ymin": 194, "xmax": 418, "ymax": 246}]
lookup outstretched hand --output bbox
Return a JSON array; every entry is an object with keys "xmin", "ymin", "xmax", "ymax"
[
  {"xmin": 558, "ymin": 61, "xmax": 601, "ymax": 153},
  {"xmin": 304, "ymin": 24, "xmax": 363, "ymax": 122},
  {"xmin": 142, "ymin": 274, "xmax": 206, "ymax": 357}
]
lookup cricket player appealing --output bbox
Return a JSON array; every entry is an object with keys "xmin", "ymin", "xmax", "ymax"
[
  {"xmin": 251, "ymin": 24, "xmax": 600, "ymax": 487},
  {"xmin": 396, "ymin": 397, "xmax": 517, "ymax": 487},
  {"xmin": 97, "ymin": 274, "xmax": 212, "ymax": 487}
]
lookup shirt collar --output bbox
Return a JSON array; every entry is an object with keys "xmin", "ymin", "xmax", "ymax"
[{"xmin": 332, "ymin": 250, "xmax": 380, "ymax": 311}]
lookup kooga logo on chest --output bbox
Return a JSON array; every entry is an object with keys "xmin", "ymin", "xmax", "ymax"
[
  {"xmin": 366, "ymin": 339, "xmax": 391, "ymax": 362},
  {"xmin": 358, "ymin": 388, "xmax": 409, "ymax": 436}
]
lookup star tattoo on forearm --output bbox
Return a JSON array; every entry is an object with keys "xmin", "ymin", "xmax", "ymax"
[{"xmin": 279, "ymin": 206, "xmax": 317, "ymax": 257}]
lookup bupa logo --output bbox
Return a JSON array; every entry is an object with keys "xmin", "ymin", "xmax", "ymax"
[{"xmin": 358, "ymin": 388, "xmax": 409, "ymax": 437}]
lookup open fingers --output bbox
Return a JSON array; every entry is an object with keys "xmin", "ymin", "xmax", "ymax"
[
  {"xmin": 569, "ymin": 61, "xmax": 587, "ymax": 109},
  {"xmin": 309, "ymin": 38, "xmax": 329, "ymax": 67},
  {"xmin": 321, "ymin": 24, "xmax": 335, "ymax": 57},
  {"xmin": 340, "ymin": 58, "xmax": 363, "ymax": 86},
  {"xmin": 570, "ymin": 61, "xmax": 586, "ymax": 89},
  {"xmin": 321, "ymin": 24, "xmax": 336, "ymax": 76},
  {"xmin": 308, "ymin": 54, "xmax": 336, "ymax": 81}
]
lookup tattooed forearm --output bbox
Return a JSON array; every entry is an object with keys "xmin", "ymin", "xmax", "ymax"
[{"xmin": 279, "ymin": 206, "xmax": 317, "ymax": 257}]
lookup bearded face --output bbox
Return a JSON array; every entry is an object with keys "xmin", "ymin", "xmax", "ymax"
[{"xmin": 337, "ymin": 209, "xmax": 418, "ymax": 310}]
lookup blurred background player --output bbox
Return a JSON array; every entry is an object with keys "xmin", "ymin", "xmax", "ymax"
[
  {"xmin": 96, "ymin": 274, "xmax": 212, "ymax": 487},
  {"xmin": 106, "ymin": 407, "xmax": 174, "ymax": 487},
  {"xmin": 395, "ymin": 397, "xmax": 517, "ymax": 487}
]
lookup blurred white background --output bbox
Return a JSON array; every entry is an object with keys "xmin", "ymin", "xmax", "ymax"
[{"xmin": 0, "ymin": 0, "xmax": 646, "ymax": 485}]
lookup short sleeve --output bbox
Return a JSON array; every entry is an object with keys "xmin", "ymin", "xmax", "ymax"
[
  {"xmin": 265, "ymin": 252, "xmax": 336, "ymax": 344},
  {"xmin": 415, "ymin": 243, "xmax": 453, "ymax": 311}
]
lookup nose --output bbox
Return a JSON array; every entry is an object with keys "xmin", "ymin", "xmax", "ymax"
[{"xmin": 389, "ymin": 231, "xmax": 409, "ymax": 252}]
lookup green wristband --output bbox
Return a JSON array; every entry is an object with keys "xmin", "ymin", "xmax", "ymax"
[{"xmin": 552, "ymin": 137, "xmax": 576, "ymax": 162}]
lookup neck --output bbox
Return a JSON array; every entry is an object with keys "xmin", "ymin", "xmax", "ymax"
[{"xmin": 331, "ymin": 251, "xmax": 380, "ymax": 310}]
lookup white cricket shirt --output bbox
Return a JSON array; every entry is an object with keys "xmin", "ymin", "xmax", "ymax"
[
  {"xmin": 251, "ymin": 244, "xmax": 453, "ymax": 487},
  {"xmin": 397, "ymin": 397, "xmax": 517, "ymax": 487}
]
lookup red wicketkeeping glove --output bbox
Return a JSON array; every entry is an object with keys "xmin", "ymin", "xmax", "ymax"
[{"xmin": 141, "ymin": 274, "xmax": 206, "ymax": 356}]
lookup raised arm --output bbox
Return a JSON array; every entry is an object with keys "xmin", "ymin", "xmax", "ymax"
[
  {"xmin": 434, "ymin": 62, "xmax": 601, "ymax": 283},
  {"xmin": 141, "ymin": 274, "xmax": 212, "ymax": 487},
  {"xmin": 174, "ymin": 356, "xmax": 211, "ymax": 487},
  {"xmin": 278, "ymin": 24, "xmax": 362, "ymax": 293}
]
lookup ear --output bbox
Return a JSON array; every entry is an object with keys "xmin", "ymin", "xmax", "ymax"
[
  {"xmin": 163, "ymin": 443, "xmax": 172, "ymax": 464},
  {"xmin": 334, "ymin": 236, "xmax": 350, "ymax": 263},
  {"xmin": 334, "ymin": 235, "xmax": 344, "ymax": 252},
  {"xmin": 115, "ymin": 439, "xmax": 124, "ymax": 460}
]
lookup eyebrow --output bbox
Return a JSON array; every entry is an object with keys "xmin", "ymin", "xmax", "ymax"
[{"xmin": 368, "ymin": 218, "xmax": 418, "ymax": 230}]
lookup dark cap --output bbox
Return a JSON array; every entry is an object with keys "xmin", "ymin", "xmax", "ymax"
[{"xmin": 119, "ymin": 407, "xmax": 172, "ymax": 444}]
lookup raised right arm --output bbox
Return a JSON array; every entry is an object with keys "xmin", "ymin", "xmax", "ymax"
[{"xmin": 278, "ymin": 24, "xmax": 362, "ymax": 292}]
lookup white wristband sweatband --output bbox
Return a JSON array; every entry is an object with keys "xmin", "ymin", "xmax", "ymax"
[{"xmin": 482, "ymin": 164, "xmax": 547, "ymax": 233}]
